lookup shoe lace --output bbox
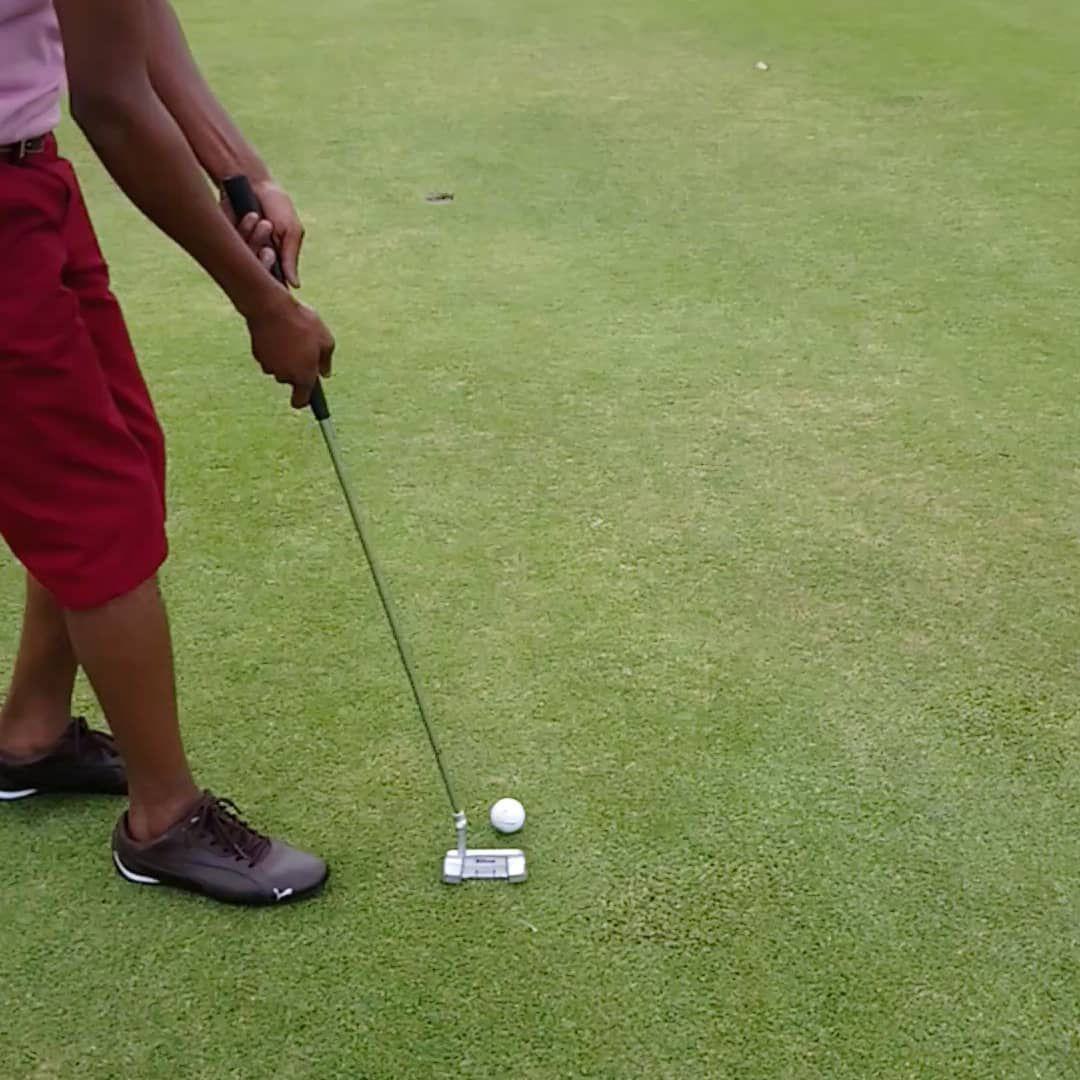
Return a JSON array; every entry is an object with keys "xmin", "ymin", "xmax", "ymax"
[
  {"xmin": 190, "ymin": 795, "xmax": 271, "ymax": 866},
  {"xmin": 70, "ymin": 716, "xmax": 118, "ymax": 761}
]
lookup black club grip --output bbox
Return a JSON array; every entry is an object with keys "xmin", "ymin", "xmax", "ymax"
[
  {"xmin": 222, "ymin": 174, "xmax": 329, "ymax": 421},
  {"xmin": 222, "ymin": 175, "xmax": 286, "ymax": 285}
]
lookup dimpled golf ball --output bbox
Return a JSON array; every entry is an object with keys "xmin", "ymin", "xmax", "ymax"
[{"xmin": 490, "ymin": 797, "xmax": 526, "ymax": 834}]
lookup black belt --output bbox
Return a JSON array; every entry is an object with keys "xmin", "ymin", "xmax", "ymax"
[{"xmin": 0, "ymin": 135, "xmax": 48, "ymax": 163}]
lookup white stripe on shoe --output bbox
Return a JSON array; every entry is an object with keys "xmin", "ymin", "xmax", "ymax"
[
  {"xmin": 0, "ymin": 787, "xmax": 38, "ymax": 800},
  {"xmin": 112, "ymin": 851, "xmax": 161, "ymax": 885}
]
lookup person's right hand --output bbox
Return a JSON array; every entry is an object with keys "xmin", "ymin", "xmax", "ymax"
[{"xmin": 245, "ymin": 290, "xmax": 335, "ymax": 408}]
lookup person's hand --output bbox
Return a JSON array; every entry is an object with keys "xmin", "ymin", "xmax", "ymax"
[
  {"xmin": 245, "ymin": 289, "xmax": 334, "ymax": 408},
  {"xmin": 222, "ymin": 178, "xmax": 305, "ymax": 288}
]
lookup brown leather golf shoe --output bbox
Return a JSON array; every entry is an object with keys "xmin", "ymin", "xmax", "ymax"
[
  {"xmin": 111, "ymin": 791, "xmax": 328, "ymax": 905},
  {"xmin": 0, "ymin": 717, "xmax": 126, "ymax": 800}
]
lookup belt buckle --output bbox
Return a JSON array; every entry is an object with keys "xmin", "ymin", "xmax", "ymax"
[{"xmin": 11, "ymin": 136, "xmax": 44, "ymax": 163}]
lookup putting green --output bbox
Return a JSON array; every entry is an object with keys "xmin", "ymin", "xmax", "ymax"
[{"xmin": 1, "ymin": 1, "xmax": 1078, "ymax": 1076}]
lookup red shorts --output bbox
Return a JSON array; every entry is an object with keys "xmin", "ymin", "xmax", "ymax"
[{"xmin": 0, "ymin": 137, "xmax": 167, "ymax": 609}]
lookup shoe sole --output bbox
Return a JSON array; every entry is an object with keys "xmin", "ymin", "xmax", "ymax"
[
  {"xmin": 0, "ymin": 787, "xmax": 39, "ymax": 801},
  {"xmin": 112, "ymin": 851, "xmax": 328, "ymax": 907},
  {"xmin": 0, "ymin": 784, "xmax": 125, "ymax": 800}
]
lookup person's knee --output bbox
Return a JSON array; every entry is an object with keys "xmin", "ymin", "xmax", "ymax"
[
  {"xmin": 67, "ymin": 519, "xmax": 167, "ymax": 612},
  {"xmin": 73, "ymin": 572, "xmax": 162, "ymax": 616}
]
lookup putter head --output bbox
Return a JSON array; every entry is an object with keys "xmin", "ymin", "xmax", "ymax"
[{"xmin": 443, "ymin": 848, "xmax": 527, "ymax": 884}]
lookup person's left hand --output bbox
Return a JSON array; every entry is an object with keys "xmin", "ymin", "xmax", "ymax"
[{"xmin": 221, "ymin": 178, "xmax": 305, "ymax": 288}]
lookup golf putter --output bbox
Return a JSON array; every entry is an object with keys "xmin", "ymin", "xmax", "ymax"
[{"xmin": 222, "ymin": 177, "xmax": 526, "ymax": 884}]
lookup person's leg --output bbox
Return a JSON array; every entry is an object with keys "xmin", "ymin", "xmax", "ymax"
[
  {"xmin": 0, "ymin": 147, "xmax": 191, "ymax": 829},
  {"xmin": 0, "ymin": 576, "xmax": 198, "ymax": 836},
  {"xmin": 0, "ymin": 575, "xmax": 78, "ymax": 759},
  {"xmin": 65, "ymin": 578, "xmax": 198, "ymax": 840},
  {"xmin": 47, "ymin": 156, "xmax": 196, "ymax": 838}
]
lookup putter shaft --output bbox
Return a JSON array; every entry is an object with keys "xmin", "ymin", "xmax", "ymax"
[{"xmin": 313, "ymin": 412, "xmax": 462, "ymax": 817}]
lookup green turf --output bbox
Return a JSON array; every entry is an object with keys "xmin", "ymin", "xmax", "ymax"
[{"xmin": 2, "ymin": 0, "xmax": 1080, "ymax": 1075}]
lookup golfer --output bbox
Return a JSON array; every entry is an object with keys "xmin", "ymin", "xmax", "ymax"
[{"xmin": 0, "ymin": 0, "xmax": 333, "ymax": 904}]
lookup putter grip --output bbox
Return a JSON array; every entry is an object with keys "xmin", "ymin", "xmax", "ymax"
[{"xmin": 221, "ymin": 175, "xmax": 330, "ymax": 421}]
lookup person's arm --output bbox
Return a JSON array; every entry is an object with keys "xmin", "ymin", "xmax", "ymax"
[
  {"xmin": 54, "ymin": 0, "xmax": 332, "ymax": 407},
  {"xmin": 143, "ymin": 0, "xmax": 304, "ymax": 287}
]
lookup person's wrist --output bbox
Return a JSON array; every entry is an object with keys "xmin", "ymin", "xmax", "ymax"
[{"xmin": 232, "ymin": 272, "xmax": 292, "ymax": 322}]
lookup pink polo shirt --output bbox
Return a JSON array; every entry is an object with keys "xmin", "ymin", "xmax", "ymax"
[{"xmin": 0, "ymin": 0, "xmax": 63, "ymax": 145}]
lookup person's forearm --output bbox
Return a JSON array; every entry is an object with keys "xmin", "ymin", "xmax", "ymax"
[
  {"xmin": 145, "ymin": 0, "xmax": 268, "ymax": 185},
  {"xmin": 72, "ymin": 86, "xmax": 279, "ymax": 318}
]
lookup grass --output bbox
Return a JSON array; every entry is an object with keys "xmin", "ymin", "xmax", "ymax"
[{"xmin": 2, "ymin": 0, "xmax": 1080, "ymax": 1075}]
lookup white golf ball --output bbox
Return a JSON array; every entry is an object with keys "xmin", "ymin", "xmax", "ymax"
[{"xmin": 490, "ymin": 797, "xmax": 526, "ymax": 834}]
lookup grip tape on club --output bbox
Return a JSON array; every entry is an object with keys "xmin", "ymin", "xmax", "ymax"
[{"xmin": 222, "ymin": 175, "xmax": 330, "ymax": 420}]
